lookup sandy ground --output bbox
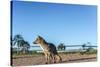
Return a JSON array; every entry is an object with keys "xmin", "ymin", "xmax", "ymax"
[{"xmin": 12, "ymin": 54, "xmax": 97, "ymax": 66}]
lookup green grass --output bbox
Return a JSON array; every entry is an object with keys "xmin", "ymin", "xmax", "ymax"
[{"xmin": 12, "ymin": 49, "xmax": 97, "ymax": 56}]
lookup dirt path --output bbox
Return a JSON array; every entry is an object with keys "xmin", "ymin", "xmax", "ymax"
[{"xmin": 12, "ymin": 54, "xmax": 97, "ymax": 66}]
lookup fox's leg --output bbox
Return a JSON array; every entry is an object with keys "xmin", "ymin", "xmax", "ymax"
[
  {"xmin": 49, "ymin": 53, "xmax": 54, "ymax": 63},
  {"xmin": 51, "ymin": 54, "xmax": 56, "ymax": 63},
  {"xmin": 45, "ymin": 53, "xmax": 51, "ymax": 64},
  {"xmin": 53, "ymin": 55, "xmax": 56, "ymax": 63},
  {"xmin": 47, "ymin": 54, "xmax": 50, "ymax": 63},
  {"xmin": 47, "ymin": 53, "xmax": 52, "ymax": 64},
  {"xmin": 44, "ymin": 53, "xmax": 48, "ymax": 64}
]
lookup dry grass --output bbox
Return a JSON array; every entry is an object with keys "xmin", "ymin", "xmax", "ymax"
[{"xmin": 12, "ymin": 53, "xmax": 97, "ymax": 66}]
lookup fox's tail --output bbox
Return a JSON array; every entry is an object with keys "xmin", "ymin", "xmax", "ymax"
[{"xmin": 55, "ymin": 54, "xmax": 62, "ymax": 62}]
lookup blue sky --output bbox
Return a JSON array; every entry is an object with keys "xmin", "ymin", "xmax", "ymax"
[{"xmin": 12, "ymin": 1, "xmax": 97, "ymax": 47}]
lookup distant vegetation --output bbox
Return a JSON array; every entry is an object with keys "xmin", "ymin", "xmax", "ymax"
[
  {"xmin": 11, "ymin": 34, "xmax": 97, "ymax": 55},
  {"xmin": 57, "ymin": 43, "xmax": 66, "ymax": 50},
  {"xmin": 11, "ymin": 34, "xmax": 30, "ymax": 54}
]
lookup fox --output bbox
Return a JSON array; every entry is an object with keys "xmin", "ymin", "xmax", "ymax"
[{"xmin": 33, "ymin": 35, "xmax": 62, "ymax": 64}]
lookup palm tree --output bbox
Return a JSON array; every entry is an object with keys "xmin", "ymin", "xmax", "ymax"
[
  {"xmin": 82, "ymin": 44, "xmax": 86, "ymax": 50},
  {"xmin": 87, "ymin": 42, "xmax": 92, "ymax": 48},
  {"xmin": 21, "ymin": 41, "xmax": 30, "ymax": 54},
  {"xmin": 58, "ymin": 43, "xmax": 66, "ymax": 50},
  {"xmin": 13, "ymin": 34, "xmax": 24, "ymax": 54},
  {"xmin": 86, "ymin": 42, "xmax": 93, "ymax": 52},
  {"xmin": 12, "ymin": 34, "xmax": 30, "ymax": 54}
]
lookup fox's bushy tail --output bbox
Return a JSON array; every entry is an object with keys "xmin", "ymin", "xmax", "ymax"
[{"xmin": 55, "ymin": 54, "xmax": 62, "ymax": 62}]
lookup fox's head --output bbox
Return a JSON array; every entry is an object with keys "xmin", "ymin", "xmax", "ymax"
[{"xmin": 33, "ymin": 35, "xmax": 44, "ymax": 44}]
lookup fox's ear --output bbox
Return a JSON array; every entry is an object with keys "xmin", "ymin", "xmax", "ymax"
[
  {"xmin": 38, "ymin": 35, "xmax": 43, "ymax": 39},
  {"xmin": 37, "ymin": 35, "xmax": 41, "ymax": 38}
]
